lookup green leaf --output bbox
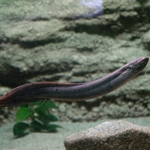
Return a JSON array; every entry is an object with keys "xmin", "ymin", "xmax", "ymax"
[
  {"xmin": 29, "ymin": 100, "xmax": 58, "ymax": 111},
  {"xmin": 16, "ymin": 107, "xmax": 33, "ymax": 122},
  {"xmin": 47, "ymin": 113, "xmax": 58, "ymax": 122},
  {"xmin": 35, "ymin": 109, "xmax": 58, "ymax": 125},
  {"xmin": 30, "ymin": 120, "xmax": 44, "ymax": 132},
  {"xmin": 13, "ymin": 122, "xmax": 30, "ymax": 137},
  {"xmin": 42, "ymin": 100, "xmax": 58, "ymax": 109},
  {"xmin": 20, "ymin": 104, "xmax": 29, "ymax": 108},
  {"xmin": 34, "ymin": 100, "xmax": 58, "ymax": 112},
  {"xmin": 34, "ymin": 109, "xmax": 51, "ymax": 125},
  {"xmin": 47, "ymin": 124, "xmax": 62, "ymax": 132},
  {"xmin": 29, "ymin": 101, "xmax": 42, "ymax": 106}
]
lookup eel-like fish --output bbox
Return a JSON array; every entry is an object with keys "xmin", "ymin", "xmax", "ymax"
[{"xmin": 0, "ymin": 57, "xmax": 148, "ymax": 107}]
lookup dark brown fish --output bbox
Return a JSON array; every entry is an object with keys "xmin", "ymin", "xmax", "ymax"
[{"xmin": 0, "ymin": 57, "xmax": 148, "ymax": 107}]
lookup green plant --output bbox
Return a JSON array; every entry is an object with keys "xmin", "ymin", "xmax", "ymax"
[{"xmin": 13, "ymin": 100, "xmax": 61, "ymax": 137}]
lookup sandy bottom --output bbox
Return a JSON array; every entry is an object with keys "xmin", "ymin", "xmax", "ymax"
[{"xmin": 0, "ymin": 117, "xmax": 150, "ymax": 150}]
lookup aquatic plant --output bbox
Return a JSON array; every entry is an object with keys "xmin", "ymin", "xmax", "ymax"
[{"xmin": 13, "ymin": 100, "xmax": 61, "ymax": 137}]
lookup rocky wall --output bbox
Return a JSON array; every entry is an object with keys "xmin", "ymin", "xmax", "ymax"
[{"xmin": 0, "ymin": 0, "xmax": 150, "ymax": 123}]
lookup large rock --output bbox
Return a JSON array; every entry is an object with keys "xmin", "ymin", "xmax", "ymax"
[
  {"xmin": 0, "ymin": 0, "xmax": 150, "ymax": 123},
  {"xmin": 64, "ymin": 120, "xmax": 150, "ymax": 150}
]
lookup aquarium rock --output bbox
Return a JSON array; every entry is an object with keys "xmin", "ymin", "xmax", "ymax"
[
  {"xmin": 64, "ymin": 120, "xmax": 150, "ymax": 150},
  {"xmin": 82, "ymin": 0, "xmax": 103, "ymax": 13},
  {"xmin": 74, "ymin": 0, "xmax": 103, "ymax": 19}
]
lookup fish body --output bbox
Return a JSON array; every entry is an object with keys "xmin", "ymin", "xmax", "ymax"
[{"xmin": 0, "ymin": 57, "xmax": 149, "ymax": 107}]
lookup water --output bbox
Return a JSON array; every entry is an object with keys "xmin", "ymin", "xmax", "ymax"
[{"xmin": 0, "ymin": 1, "xmax": 150, "ymax": 149}]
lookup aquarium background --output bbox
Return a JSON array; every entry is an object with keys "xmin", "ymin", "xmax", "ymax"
[
  {"xmin": 0, "ymin": 0, "xmax": 150, "ymax": 124},
  {"xmin": 0, "ymin": 0, "xmax": 150, "ymax": 150}
]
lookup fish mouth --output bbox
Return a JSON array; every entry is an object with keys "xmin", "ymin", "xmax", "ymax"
[
  {"xmin": 135, "ymin": 57, "xmax": 149, "ymax": 71},
  {"xmin": 138, "ymin": 57, "xmax": 149, "ymax": 67}
]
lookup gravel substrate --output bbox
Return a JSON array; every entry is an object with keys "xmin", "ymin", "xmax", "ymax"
[{"xmin": 0, "ymin": 117, "xmax": 150, "ymax": 150}]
